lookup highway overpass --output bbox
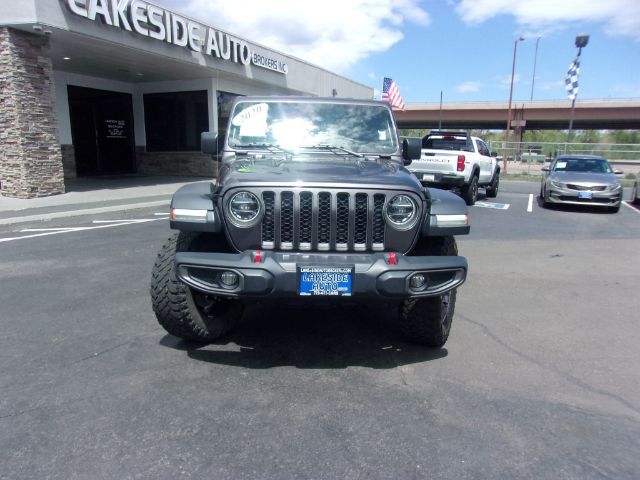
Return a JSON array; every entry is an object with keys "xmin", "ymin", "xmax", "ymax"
[{"xmin": 394, "ymin": 99, "xmax": 640, "ymax": 131}]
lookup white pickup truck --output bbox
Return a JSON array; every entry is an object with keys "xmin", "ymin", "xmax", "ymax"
[{"xmin": 408, "ymin": 131, "xmax": 500, "ymax": 205}]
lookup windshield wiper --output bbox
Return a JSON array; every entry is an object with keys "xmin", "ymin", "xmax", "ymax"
[
  {"xmin": 303, "ymin": 144, "xmax": 364, "ymax": 158},
  {"xmin": 235, "ymin": 143, "xmax": 294, "ymax": 155}
]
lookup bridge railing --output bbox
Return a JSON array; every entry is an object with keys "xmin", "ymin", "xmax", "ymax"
[{"xmin": 487, "ymin": 141, "xmax": 640, "ymax": 174}]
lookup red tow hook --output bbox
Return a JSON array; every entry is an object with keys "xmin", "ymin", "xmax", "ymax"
[
  {"xmin": 386, "ymin": 252, "xmax": 398, "ymax": 265},
  {"xmin": 252, "ymin": 250, "xmax": 263, "ymax": 263}
]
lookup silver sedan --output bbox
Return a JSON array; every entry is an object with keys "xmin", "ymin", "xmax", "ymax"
[{"xmin": 540, "ymin": 155, "xmax": 623, "ymax": 213}]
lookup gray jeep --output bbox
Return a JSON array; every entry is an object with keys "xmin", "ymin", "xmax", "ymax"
[{"xmin": 150, "ymin": 97, "xmax": 469, "ymax": 347}]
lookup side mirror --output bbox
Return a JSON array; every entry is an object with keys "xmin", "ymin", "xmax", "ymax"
[
  {"xmin": 490, "ymin": 151, "xmax": 498, "ymax": 157},
  {"xmin": 541, "ymin": 166, "xmax": 550, "ymax": 172},
  {"xmin": 201, "ymin": 131, "xmax": 218, "ymax": 155},
  {"xmin": 613, "ymin": 169, "xmax": 623, "ymax": 175},
  {"xmin": 402, "ymin": 137, "xmax": 422, "ymax": 165}
]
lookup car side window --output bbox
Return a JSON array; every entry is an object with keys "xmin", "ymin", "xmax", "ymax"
[{"xmin": 476, "ymin": 140, "xmax": 490, "ymax": 156}]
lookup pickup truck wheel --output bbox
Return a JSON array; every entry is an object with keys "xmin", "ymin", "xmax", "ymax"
[
  {"xmin": 461, "ymin": 175, "xmax": 478, "ymax": 205},
  {"xmin": 150, "ymin": 232, "xmax": 242, "ymax": 342},
  {"xmin": 485, "ymin": 172, "xmax": 499, "ymax": 198},
  {"xmin": 399, "ymin": 236, "xmax": 458, "ymax": 347}
]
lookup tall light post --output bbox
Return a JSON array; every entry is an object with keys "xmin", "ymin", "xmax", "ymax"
[
  {"xmin": 567, "ymin": 33, "xmax": 589, "ymax": 138},
  {"xmin": 504, "ymin": 36, "xmax": 524, "ymax": 173},
  {"xmin": 530, "ymin": 37, "xmax": 541, "ymax": 101}
]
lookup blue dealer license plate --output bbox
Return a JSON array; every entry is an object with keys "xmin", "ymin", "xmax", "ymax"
[
  {"xmin": 578, "ymin": 192, "xmax": 593, "ymax": 199},
  {"xmin": 299, "ymin": 266, "xmax": 353, "ymax": 297}
]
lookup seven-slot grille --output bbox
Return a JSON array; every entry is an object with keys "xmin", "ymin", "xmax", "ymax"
[{"xmin": 261, "ymin": 190, "xmax": 387, "ymax": 251}]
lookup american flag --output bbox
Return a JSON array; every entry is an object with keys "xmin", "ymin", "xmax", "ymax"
[
  {"xmin": 382, "ymin": 77, "xmax": 405, "ymax": 110},
  {"xmin": 565, "ymin": 52, "xmax": 581, "ymax": 101}
]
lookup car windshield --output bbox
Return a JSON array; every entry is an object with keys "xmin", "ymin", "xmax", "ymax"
[
  {"xmin": 227, "ymin": 101, "xmax": 398, "ymax": 155},
  {"xmin": 553, "ymin": 158, "xmax": 612, "ymax": 173}
]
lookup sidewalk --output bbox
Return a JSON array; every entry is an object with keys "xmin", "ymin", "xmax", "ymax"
[{"xmin": 0, "ymin": 176, "xmax": 207, "ymax": 225}]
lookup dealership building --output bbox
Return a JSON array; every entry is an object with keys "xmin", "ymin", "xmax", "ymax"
[{"xmin": 0, "ymin": 0, "xmax": 373, "ymax": 198}]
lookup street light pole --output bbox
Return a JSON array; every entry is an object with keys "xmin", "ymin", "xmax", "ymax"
[
  {"xmin": 530, "ymin": 37, "xmax": 540, "ymax": 101},
  {"xmin": 568, "ymin": 34, "xmax": 589, "ymax": 138},
  {"xmin": 504, "ymin": 36, "xmax": 524, "ymax": 174}
]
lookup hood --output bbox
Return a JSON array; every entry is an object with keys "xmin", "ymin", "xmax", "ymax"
[
  {"xmin": 218, "ymin": 157, "xmax": 422, "ymax": 191},
  {"xmin": 550, "ymin": 171, "xmax": 619, "ymax": 185}
]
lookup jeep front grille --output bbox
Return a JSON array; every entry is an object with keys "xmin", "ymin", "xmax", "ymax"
[{"xmin": 260, "ymin": 190, "xmax": 387, "ymax": 252}]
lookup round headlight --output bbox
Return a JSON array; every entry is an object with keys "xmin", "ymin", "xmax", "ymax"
[
  {"xmin": 227, "ymin": 191, "xmax": 261, "ymax": 226},
  {"xmin": 384, "ymin": 194, "xmax": 418, "ymax": 229}
]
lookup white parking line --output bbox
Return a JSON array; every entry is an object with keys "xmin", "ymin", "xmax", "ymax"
[
  {"xmin": 622, "ymin": 201, "xmax": 640, "ymax": 214},
  {"xmin": 527, "ymin": 194, "xmax": 533, "ymax": 212},
  {"xmin": 0, "ymin": 218, "xmax": 164, "ymax": 243}
]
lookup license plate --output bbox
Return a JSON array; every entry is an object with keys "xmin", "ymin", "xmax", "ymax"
[
  {"xmin": 422, "ymin": 174, "xmax": 435, "ymax": 182},
  {"xmin": 299, "ymin": 266, "xmax": 353, "ymax": 297},
  {"xmin": 578, "ymin": 192, "xmax": 593, "ymax": 199}
]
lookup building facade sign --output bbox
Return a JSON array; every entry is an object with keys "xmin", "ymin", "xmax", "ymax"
[{"xmin": 64, "ymin": 0, "xmax": 288, "ymax": 74}]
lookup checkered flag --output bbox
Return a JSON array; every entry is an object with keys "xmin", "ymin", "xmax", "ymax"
[{"xmin": 565, "ymin": 51, "xmax": 581, "ymax": 101}]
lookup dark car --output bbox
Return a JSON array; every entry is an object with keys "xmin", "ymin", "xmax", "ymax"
[
  {"xmin": 150, "ymin": 97, "xmax": 470, "ymax": 347},
  {"xmin": 540, "ymin": 155, "xmax": 623, "ymax": 213}
]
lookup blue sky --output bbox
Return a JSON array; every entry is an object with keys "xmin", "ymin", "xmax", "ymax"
[{"xmin": 161, "ymin": 0, "xmax": 640, "ymax": 104}]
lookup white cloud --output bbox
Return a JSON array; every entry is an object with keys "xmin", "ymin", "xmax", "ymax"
[
  {"xmin": 368, "ymin": 72, "xmax": 377, "ymax": 80},
  {"xmin": 164, "ymin": 0, "xmax": 430, "ymax": 72},
  {"xmin": 455, "ymin": 81, "xmax": 482, "ymax": 93},
  {"xmin": 455, "ymin": 0, "xmax": 640, "ymax": 40}
]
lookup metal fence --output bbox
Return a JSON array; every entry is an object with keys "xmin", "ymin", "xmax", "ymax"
[{"xmin": 486, "ymin": 141, "xmax": 640, "ymax": 175}]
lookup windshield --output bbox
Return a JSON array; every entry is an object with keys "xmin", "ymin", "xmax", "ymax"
[
  {"xmin": 552, "ymin": 158, "xmax": 612, "ymax": 173},
  {"xmin": 422, "ymin": 137, "xmax": 473, "ymax": 152},
  {"xmin": 227, "ymin": 101, "xmax": 398, "ymax": 154}
]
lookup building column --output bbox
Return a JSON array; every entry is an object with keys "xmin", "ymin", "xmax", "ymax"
[{"xmin": 0, "ymin": 27, "xmax": 64, "ymax": 198}]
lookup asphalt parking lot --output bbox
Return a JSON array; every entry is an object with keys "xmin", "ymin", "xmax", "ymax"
[{"xmin": 1, "ymin": 181, "xmax": 639, "ymax": 479}]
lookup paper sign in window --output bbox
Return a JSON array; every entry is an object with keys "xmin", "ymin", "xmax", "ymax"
[{"xmin": 232, "ymin": 103, "xmax": 269, "ymax": 137}]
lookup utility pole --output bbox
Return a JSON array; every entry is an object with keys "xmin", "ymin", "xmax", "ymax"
[
  {"xmin": 438, "ymin": 91, "xmax": 443, "ymax": 130},
  {"xmin": 505, "ymin": 37, "xmax": 524, "ymax": 174},
  {"xmin": 530, "ymin": 37, "xmax": 540, "ymax": 102}
]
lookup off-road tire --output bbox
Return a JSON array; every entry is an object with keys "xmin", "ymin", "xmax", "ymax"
[
  {"xmin": 150, "ymin": 232, "xmax": 242, "ymax": 342},
  {"xmin": 485, "ymin": 171, "xmax": 499, "ymax": 198},
  {"xmin": 400, "ymin": 236, "xmax": 458, "ymax": 347},
  {"xmin": 461, "ymin": 174, "xmax": 478, "ymax": 205}
]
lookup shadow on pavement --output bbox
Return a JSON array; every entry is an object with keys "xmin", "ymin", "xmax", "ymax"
[{"xmin": 159, "ymin": 304, "xmax": 448, "ymax": 369}]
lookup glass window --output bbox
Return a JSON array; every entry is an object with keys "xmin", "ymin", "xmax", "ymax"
[
  {"xmin": 144, "ymin": 91, "xmax": 209, "ymax": 151},
  {"xmin": 227, "ymin": 101, "xmax": 398, "ymax": 154},
  {"xmin": 552, "ymin": 158, "xmax": 612, "ymax": 173},
  {"xmin": 422, "ymin": 136, "xmax": 474, "ymax": 152},
  {"xmin": 476, "ymin": 140, "xmax": 490, "ymax": 156}
]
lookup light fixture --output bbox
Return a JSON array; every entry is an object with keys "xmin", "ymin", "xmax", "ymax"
[{"xmin": 63, "ymin": 57, "xmax": 71, "ymax": 61}]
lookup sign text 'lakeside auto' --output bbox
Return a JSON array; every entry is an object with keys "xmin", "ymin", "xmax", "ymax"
[{"xmin": 64, "ymin": 0, "xmax": 289, "ymax": 74}]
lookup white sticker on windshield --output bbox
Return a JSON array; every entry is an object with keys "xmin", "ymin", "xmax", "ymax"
[
  {"xmin": 232, "ymin": 103, "xmax": 269, "ymax": 137},
  {"xmin": 556, "ymin": 162, "xmax": 567, "ymax": 169},
  {"xmin": 378, "ymin": 130, "xmax": 387, "ymax": 141}
]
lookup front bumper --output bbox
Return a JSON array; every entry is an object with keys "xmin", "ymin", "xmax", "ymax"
[
  {"xmin": 175, "ymin": 250, "xmax": 467, "ymax": 299},
  {"xmin": 547, "ymin": 186, "xmax": 622, "ymax": 207}
]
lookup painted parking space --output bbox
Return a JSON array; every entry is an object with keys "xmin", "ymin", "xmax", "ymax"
[{"xmin": 0, "ymin": 214, "xmax": 169, "ymax": 243}]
